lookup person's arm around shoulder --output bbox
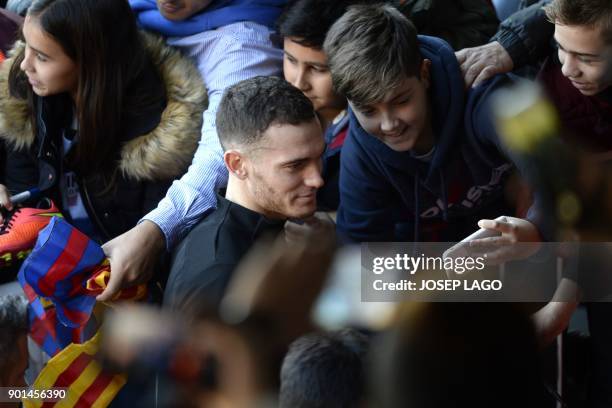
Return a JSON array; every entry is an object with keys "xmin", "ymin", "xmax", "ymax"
[
  {"xmin": 456, "ymin": 42, "xmax": 515, "ymax": 89},
  {"xmin": 456, "ymin": 0, "xmax": 554, "ymax": 88}
]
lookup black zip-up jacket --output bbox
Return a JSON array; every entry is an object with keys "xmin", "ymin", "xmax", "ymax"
[
  {"xmin": 398, "ymin": 0, "xmax": 499, "ymax": 50},
  {"xmin": 491, "ymin": 0, "xmax": 553, "ymax": 69}
]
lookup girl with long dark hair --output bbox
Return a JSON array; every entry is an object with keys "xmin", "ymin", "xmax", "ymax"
[{"xmin": 0, "ymin": 0, "xmax": 206, "ymax": 241}]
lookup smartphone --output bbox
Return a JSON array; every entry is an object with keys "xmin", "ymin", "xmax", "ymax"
[{"xmin": 441, "ymin": 215, "xmax": 507, "ymax": 277}]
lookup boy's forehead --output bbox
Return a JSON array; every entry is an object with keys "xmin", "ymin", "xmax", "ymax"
[
  {"xmin": 554, "ymin": 23, "xmax": 612, "ymax": 54},
  {"xmin": 359, "ymin": 76, "xmax": 421, "ymax": 107},
  {"xmin": 284, "ymin": 38, "xmax": 328, "ymax": 63}
]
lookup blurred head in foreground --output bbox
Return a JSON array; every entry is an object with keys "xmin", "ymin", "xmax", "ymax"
[
  {"xmin": 371, "ymin": 302, "xmax": 549, "ymax": 408},
  {"xmin": 280, "ymin": 328, "xmax": 369, "ymax": 408}
]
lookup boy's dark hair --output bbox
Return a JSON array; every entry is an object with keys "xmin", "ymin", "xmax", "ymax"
[
  {"xmin": 323, "ymin": 3, "xmax": 422, "ymax": 108},
  {"xmin": 545, "ymin": 0, "xmax": 612, "ymax": 44},
  {"xmin": 216, "ymin": 76, "xmax": 315, "ymax": 150},
  {"xmin": 279, "ymin": 328, "xmax": 369, "ymax": 408},
  {"xmin": 277, "ymin": 0, "xmax": 369, "ymax": 49}
]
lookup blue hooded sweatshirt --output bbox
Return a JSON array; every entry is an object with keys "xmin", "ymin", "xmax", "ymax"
[
  {"xmin": 129, "ymin": 0, "xmax": 286, "ymax": 36},
  {"xmin": 337, "ymin": 36, "xmax": 518, "ymax": 243}
]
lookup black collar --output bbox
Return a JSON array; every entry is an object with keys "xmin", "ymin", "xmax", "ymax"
[{"xmin": 216, "ymin": 194, "xmax": 285, "ymax": 241}]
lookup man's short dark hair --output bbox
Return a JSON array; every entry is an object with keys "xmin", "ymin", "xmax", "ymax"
[
  {"xmin": 277, "ymin": 0, "xmax": 369, "ymax": 49},
  {"xmin": 279, "ymin": 328, "xmax": 369, "ymax": 408},
  {"xmin": 323, "ymin": 3, "xmax": 422, "ymax": 108},
  {"xmin": 216, "ymin": 76, "xmax": 316, "ymax": 150}
]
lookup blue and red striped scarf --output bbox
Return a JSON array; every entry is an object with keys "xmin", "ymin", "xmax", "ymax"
[{"xmin": 18, "ymin": 216, "xmax": 146, "ymax": 357}]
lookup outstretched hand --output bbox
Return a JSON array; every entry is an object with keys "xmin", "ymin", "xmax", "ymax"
[
  {"xmin": 467, "ymin": 216, "xmax": 541, "ymax": 265},
  {"xmin": 97, "ymin": 220, "xmax": 166, "ymax": 302},
  {"xmin": 455, "ymin": 41, "xmax": 514, "ymax": 88}
]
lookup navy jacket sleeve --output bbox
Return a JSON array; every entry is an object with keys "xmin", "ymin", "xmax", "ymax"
[
  {"xmin": 491, "ymin": 0, "xmax": 554, "ymax": 69},
  {"xmin": 465, "ymin": 74, "xmax": 552, "ymax": 240},
  {"xmin": 336, "ymin": 126, "xmax": 396, "ymax": 243},
  {"xmin": 464, "ymin": 74, "xmax": 516, "ymax": 163}
]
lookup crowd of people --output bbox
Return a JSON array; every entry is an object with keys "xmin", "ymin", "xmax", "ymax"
[{"xmin": 0, "ymin": 0, "xmax": 611, "ymax": 407}]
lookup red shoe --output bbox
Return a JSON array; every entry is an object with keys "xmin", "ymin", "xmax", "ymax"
[{"xmin": 0, "ymin": 199, "xmax": 63, "ymax": 267}]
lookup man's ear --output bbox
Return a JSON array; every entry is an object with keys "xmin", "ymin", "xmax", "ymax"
[
  {"xmin": 224, "ymin": 150, "xmax": 248, "ymax": 180},
  {"xmin": 420, "ymin": 59, "xmax": 432, "ymax": 89}
]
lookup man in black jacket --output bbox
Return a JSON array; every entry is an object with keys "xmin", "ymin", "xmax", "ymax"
[{"xmin": 164, "ymin": 76, "xmax": 327, "ymax": 316}]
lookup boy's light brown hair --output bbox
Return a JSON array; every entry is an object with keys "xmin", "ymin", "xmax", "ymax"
[
  {"xmin": 323, "ymin": 3, "xmax": 422, "ymax": 109},
  {"xmin": 544, "ymin": 0, "xmax": 612, "ymax": 44}
]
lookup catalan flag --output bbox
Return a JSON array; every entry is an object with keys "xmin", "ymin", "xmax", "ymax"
[{"xmin": 22, "ymin": 332, "xmax": 127, "ymax": 408}]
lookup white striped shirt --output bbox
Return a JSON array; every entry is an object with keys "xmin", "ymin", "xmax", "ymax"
[{"xmin": 142, "ymin": 21, "xmax": 283, "ymax": 249}]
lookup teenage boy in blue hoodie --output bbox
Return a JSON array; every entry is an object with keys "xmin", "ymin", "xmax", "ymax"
[
  {"xmin": 277, "ymin": 0, "xmax": 500, "ymax": 213},
  {"xmin": 324, "ymin": 3, "xmax": 531, "ymax": 243}
]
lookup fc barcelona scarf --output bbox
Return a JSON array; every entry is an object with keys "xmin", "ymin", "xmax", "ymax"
[{"xmin": 18, "ymin": 216, "xmax": 147, "ymax": 357}]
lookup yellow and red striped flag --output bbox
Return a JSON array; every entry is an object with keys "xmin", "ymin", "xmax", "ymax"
[{"xmin": 23, "ymin": 331, "xmax": 126, "ymax": 408}]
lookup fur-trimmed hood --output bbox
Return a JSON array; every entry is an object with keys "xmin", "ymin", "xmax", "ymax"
[{"xmin": 0, "ymin": 32, "xmax": 207, "ymax": 181}]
